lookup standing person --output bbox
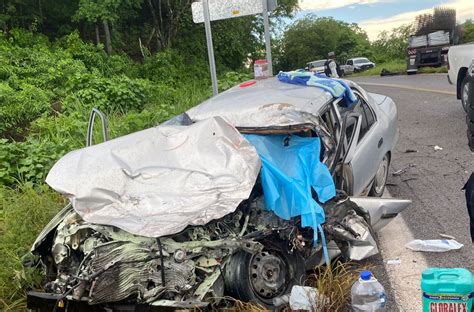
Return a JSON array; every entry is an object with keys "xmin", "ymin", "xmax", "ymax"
[{"xmin": 324, "ymin": 51, "xmax": 341, "ymax": 78}]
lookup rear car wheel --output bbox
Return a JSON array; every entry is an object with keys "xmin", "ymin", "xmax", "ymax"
[
  {"xmin": 461, "ymin": 75, "xmax": 469, "ymax": 112},
  {"xmin": 467, "ymin": 75, "xmax": 474, "ymax": 151},
  {"xmin": 224, "ymin": 240, "xmax": 305, "ymax": 308},
  {"xmin": 369, "ymin": 153, "xmax": 390, "ymax": 197}
]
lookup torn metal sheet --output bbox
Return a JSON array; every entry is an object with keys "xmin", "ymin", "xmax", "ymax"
[
  {"xmin": 349, "ymin": 197, "xmax": 412, "ymax": 231},
  {"xmin": 322, "ymin": 193, "xmax": 379, "ymax": 261},
  {"xmin": 46, "ymin": 117, "xmax": 261, "ymax": 238}
]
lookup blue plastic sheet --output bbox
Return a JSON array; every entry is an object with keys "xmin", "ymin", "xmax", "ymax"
[
  {"xmin": 277, "ymin": 70, "xmax": 358, "ymax": 108},
  {"xmin": 244, "ymin": 134, "xmax": 336, "ymax": 241}
]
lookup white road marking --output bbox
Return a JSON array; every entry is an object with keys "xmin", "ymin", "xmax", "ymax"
[
  {"xmin": 377, "ymin": 212, "xmax": 428, "ymax": 311},
  {"xmin": 378, "ymin": 190, "xmax": 428, "ymax": 311},
  {"xmin": 356, "ymin": 82, "xmax": 456, "ymax": 96}
]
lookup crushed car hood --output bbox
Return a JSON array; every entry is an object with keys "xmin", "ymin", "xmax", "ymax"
[{"xmin": 46, "ymin": 117, "xmax": 261, "ymax": 237}]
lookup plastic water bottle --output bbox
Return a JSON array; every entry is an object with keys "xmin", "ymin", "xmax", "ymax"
[{"xmin": 351, "ymin": 271, "xmax": 387, "ymax": 311}]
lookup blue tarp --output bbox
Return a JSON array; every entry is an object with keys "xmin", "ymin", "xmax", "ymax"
[
  {"xmin": 277, "ymin": 70, "xmax": 358, "ymax": 108},
  {"xmin": 244, "ymin": 134, "xmax": 336, "ymax": 242}
]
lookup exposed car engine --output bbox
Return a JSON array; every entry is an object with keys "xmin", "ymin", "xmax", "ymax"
[
  {"xmin": 38, "ymin": 197, "xmax": 298, "ymax": 306},
  {"xmin": 29, "ymin": 192, "xmax": 384, "ymax": 310}
]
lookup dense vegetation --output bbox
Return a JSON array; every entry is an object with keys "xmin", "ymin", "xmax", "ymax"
[{"xmin": 0, "ymin": 1, "xmax": 473, "ymax": 309}]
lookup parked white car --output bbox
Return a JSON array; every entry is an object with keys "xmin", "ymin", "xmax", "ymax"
[
  {"xmin": 447, "ymin": 43, "xmax": 474, "ymax": 111},
  {"xmin": 342, "ymin": 57, "xmax": 376, "ymax": 75}
]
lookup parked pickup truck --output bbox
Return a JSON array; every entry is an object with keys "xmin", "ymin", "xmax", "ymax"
[
  {"xmin": 447, "ymin": 43, "xmax": 474, "ymax": 111},
  {"xmin": 342, "ymin": 57, "xmax": 375, "ymax": 75}
]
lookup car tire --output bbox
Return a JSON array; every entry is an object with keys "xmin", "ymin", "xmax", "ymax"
[
  {"xmin": 224, "ymin": 240, "xmax": 305, "ymax": 308},
  {"xmin": 369, "ymin": 153, "xmax": 390, "ymax": 197},
  {"xmin": 461, "ymin": 75, "xmax": 470, "ymax": 113},
  {"xmin": 466, "ymin": 76, "xmax": 474, "ymax": 120},
  {"xmin": 467, "ymin": 75, "xmax": 474, "ymax": 151},
  {"xmin": 468, "ymin": 118, "xmax": 474, "ymax": 133},
  {"xmin": 467, "ymin": 130, "xmax": 474, "ymax": 152}
]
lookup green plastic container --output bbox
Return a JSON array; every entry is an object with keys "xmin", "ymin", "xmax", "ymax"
[{"xmin": 421, "ymin": 268, "xmax": 474, "ymax": 312}]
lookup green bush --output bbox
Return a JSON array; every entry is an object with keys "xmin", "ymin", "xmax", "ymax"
[
  {"xmin": 64, "ymin": 73, "xmax": 149, "ymax": 113},
  {"xmin": 0, "ymin": 82, "xmax": 52, "ymax": 137},
  {"xmin": 0, "ymin": 138, "xmax": 67, "ymax": 186},
  {"xmin": 219, "ymin": 71, "xmax": 253, "ymax": 91}
]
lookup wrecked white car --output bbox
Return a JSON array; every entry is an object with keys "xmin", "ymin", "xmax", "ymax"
[{"xmin": 26, "ymin": 77, "xmax": 409, "ymax": 311}]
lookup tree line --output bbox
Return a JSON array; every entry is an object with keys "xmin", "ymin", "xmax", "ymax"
[
  {"xmin": 0, "ymin": 0, "xmax": 297, "ymax": 70},
  {"xmin": 1, "ymin": 1, "xmax": 472, "ymax": 74}
]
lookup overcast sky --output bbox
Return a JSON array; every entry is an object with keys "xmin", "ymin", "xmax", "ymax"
[{"xmin": 295, "ymin": 0, "xmax": 474, "ymax": 40}]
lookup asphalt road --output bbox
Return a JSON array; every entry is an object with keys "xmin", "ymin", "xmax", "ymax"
[{"xmin": 350, "ymin": 73, "xmax": 474, "ymax": 311}]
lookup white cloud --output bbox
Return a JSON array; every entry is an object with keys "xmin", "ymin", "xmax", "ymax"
[
  {"xmin": 298, "ymin": 0, "xmax": 382, "ymax": 11},
  {"xmin": 359, "ymin": 0, "xmax": 474, "ymax": 41}
]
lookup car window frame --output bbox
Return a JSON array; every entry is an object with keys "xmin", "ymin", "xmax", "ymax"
[
  {"xmin": 351, "ymin": 90, "xmax": 377, "ymax": 144},
  {"xmin": 318, "ymin": 97, "xmax": 343, "ymax": 137}
]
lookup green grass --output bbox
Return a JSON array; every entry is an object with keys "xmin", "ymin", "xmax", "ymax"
[
  {"xmin": 0, "ymin": 185, "xmax": 66, "ymax": 309},
  {"xmin": 418, "ymin": 66, "xmax": 448, "ymax": 74},
  {"xmin": 350, "ymin": 59, "xmax": 406, "ymax": 77},
  {"xmin": 349, "ymin": 59, "xmax": 448, "ymax": 77}
]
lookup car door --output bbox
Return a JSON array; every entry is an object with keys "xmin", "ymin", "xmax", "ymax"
[
  {"xmin": 345, "ymin": 94, "xmax": 384, "ymax": 195},
  {"xmin": 346, "ymin": 60, "xmax": 354, "ymax": 73}
]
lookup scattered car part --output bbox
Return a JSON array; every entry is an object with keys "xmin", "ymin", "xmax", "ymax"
[{"xmin": 405, "ymin": 239, "xmax": 463, "ymax": 252}]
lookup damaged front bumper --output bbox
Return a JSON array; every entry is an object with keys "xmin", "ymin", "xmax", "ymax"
[{"xmin": 26, "ymin": 194, "xmax": 410, "ymax": 310}]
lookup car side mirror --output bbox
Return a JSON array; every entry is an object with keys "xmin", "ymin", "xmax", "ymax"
[{"xmin": 343, "ymin": 113, "xmax": 362, "ymax": 164}]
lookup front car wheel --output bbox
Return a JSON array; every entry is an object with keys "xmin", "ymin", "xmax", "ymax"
[
  {"xmin": 369, "ymin": 153, "xmax": 390, "ymax": 197},
  {"xmin": 224, "ymin": 240, "xmax": 305, "ymax": 308}
]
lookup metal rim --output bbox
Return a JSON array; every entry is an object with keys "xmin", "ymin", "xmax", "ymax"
[
  {"xmin": 462, "ymin": 82, "xmax": 469, "ymax": 109},
  {"xmin": 374, "ymin": 155, "xmax": 389, "ymax": 195},
  {"xmin": 249, "ymin": 251, "xmax": 288, "ymax": 300}
]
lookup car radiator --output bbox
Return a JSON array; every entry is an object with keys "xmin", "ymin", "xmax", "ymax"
[{"xmin": 85, "ymin": 241, "xmax": 196, "ymax": 304}]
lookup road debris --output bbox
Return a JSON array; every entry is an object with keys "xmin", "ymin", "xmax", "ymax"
[
  {"xmin": 439, "ymin": 233, "xmax": 456, "ymax": 240},
  {"xmin": 386, "ymin": 259, "xmax": 401, "ymax": 265},
  {"xmin": 433, "ymin": 145, "xmax": 443, "ymax": 151},
  {"xmin": 392, "ymin": 164, "xmax": 416, "ymax": 176},
  {"xmin": 405, "ymin": 239, "xmax": 463, "ymax": 252},
  {"xmin": 404, "ymin": 149, "xmax": 418, "ymax": 153},
  {"xmin": 289, "ymin": 285, "xmax": 328, "ymax": 311}
]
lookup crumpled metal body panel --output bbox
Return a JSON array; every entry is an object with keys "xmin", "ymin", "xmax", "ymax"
[
  {"xmin": 46, "ymin": 117, "xmax": 261, "ymax": 238},
  {"xmin": 350, "ymin": 197, "xmax": 412, "ymax": 231},
  {"xmin": 187, "ymin": 78, "xmax": 333, "ymax": 128}
]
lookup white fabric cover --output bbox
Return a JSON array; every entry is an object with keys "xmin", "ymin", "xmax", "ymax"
[
  {"xmin": 46, "ymin": 117, "xmax": 261, "ymax": 237},
  {"xmin": 409, "ymin": 35, "xmax": 428, "ymax": 48},
  {"xmin": 428, "ymin": 31, "xmax": 450, "ymax": 46}
]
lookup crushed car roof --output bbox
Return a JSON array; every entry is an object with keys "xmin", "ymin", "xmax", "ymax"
[{"xmin": 186, "ymin": 77, "xmax": 334, "ymax": 128}]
